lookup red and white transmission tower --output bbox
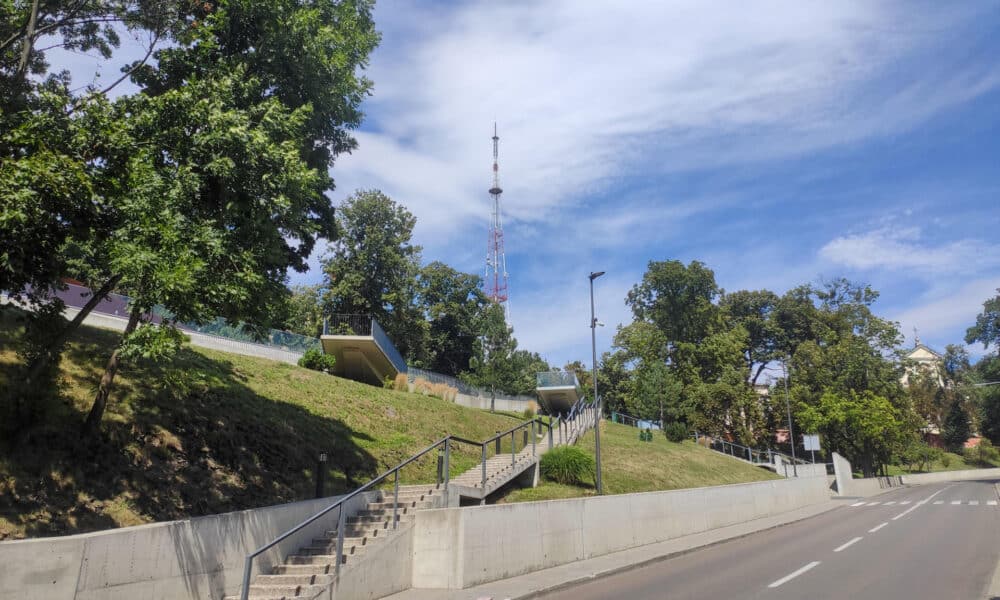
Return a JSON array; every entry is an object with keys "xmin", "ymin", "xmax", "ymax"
[{"xmin": 485, "ymin": 123, "xmax": 510, "ymax": 319}]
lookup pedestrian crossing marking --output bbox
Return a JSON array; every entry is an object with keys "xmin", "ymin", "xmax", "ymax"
[{"xmin": 850, "ymin": 499, "xmax": 995, "ymax": 507}]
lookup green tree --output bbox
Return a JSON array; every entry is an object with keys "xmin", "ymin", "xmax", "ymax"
[
  {"xmin": 626, "ymin": 360, "xmax": 683, "ymax": 426},
  {"xmin": 966, "ymin": 290, "xmax": 1000, "ymax": 351},
  {"xmin": 463, "ymin": 303, "xmax": 517, "ymax": 410},
  {"xmin": 284, "ymin": 284, "xmax": 325, "ymax": 338},
  {"xmin": 418, "ymin": 262, "xmax": 488, "ymax": 376},
  {"xmin": 626, "ymin": 259, "xmax": 721, "ymax": 345},
  {"xmin": 720, "ymin": 289, "xmax": 782, "ymax": 386},
  {"xmin": 941, "ymin": 399, "xmax": 972, "ymax": 453},
  {"xmin": 322, "ymin": 189, "xmax": 426, "ymax": 363},
  {"xmin": 798, "ymin": 390, "xmax": 904, "ymax": 477},
  {"xmin": 76, "ymin": 0, "xmax": 377, "ymax": 434}
]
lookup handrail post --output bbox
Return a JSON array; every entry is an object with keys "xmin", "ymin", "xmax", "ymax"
[
  {"xmin": 480, "ymin": 445, "xmax": 487, "ymax": 504},
  {"xmin": 335, "ymin": 503, "xmax": 345, "ymax": 578},
  {"xmin": 548, "ymin": 421, "xmax": 553, "ymax": 449},
  {"xmin": 532, "ymin": 421, "xmax": 537, "ymax": 456},
  {"xmin": 393, "ymin": 470, "xmax": 399, "ymax": 530},
  {"xmin": 495, "ymin": 431, "xmax": 500, "ymax": 454},
  {"xmin": 444, "ymin": 439, "xmax": 450, "ymax": 496},
  {"xmin": 511, "ymin": 430, "xmax": 515, "ymax": 467},
  {"xmin": 240, "ymin": 556, "xmax": 253, "ymax": 600}
]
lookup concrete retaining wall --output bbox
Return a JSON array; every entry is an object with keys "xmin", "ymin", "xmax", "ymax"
[
  {"xmin": 0, "ymin": 492, "xmax": 377, "ymax": 600},
  {"xmin": 831, "ymin": 452, "xmax": 903, "ymax": 497},
  {"xmin": 452, "ymin": 392, "xmax": 534, "ymax": 413},
  {"xmin": 901, "ymin": 468, "xmax": 1000, "ymax": 485},
  {"xmin": 777, "ymin": 462, "xmax": 827, "ymax": 478},
  {"xmin": 411, "ymin": 476, "xmax": 830, "ymax": 589}
]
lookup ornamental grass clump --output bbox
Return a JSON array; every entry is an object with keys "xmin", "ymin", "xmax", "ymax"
[{"xmin": 539, "ymin": 445, "xmax": 595, "ymax": 486}]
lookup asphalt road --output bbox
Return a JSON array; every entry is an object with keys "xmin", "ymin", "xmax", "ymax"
[{"xmin": 539, "ymin": 480, "xmax": 1000, "ymax": 600}]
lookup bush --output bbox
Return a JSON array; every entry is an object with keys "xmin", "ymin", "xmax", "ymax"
[
  {"xmin": 539, "ymin": 445, "xmax": 595, "ymax": 486},
  {"xmin": 939, "ymin": 453, "xmax": 952, "ymax": 468},
  {"xmin": 522, "ymin": 401, "xmax": 538, "ymax": 419},
  {"xmin": 639, "ymin": 429, "xmax": 653, "ymax": 442},
  {"xmin": 663, "ymin": 421, "xmax": 688, "ymax": 443},
  {"xmin": 393, "ymin": 373, "xmax": 409, "ymax": 392},
  {"xmin": 298, "ymin": 348, "xmax": 336, "ymax": 372}
]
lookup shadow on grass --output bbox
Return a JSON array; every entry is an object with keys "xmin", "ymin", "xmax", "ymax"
[{"xmin": 0, "ymin": 317, "xmax": 378, "ymax": 540}]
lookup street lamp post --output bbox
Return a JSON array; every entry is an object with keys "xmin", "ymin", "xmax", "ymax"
[
  {"xmin": 589, "ymin": 271, "xmax": 605, "ymax": 495},
  {"xmin": 782, "ymin": 360, "xmax": 797, "ymax": 477}
]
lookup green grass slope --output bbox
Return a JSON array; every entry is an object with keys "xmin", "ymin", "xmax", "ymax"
[
  {"xmin": 500, "ymin": 421, "xmax": 782, "ymax": 503},
  {"xmin": 0, "ymin": 311, "xmax": 523, "ymax": 539}
]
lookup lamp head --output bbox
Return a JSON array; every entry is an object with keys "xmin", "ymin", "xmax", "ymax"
[{"xmin": 589, "ymin": 271, "xmax": 606, "ymax": 280}]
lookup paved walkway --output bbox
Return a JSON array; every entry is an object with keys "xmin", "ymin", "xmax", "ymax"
[{"xmin": 383, "ymin": 500, "xmax": 845, "ymax": 600}]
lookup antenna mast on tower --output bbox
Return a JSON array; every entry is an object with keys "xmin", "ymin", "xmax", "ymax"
[{"xmin": 485, "ymin": 123, "xmax": 510, "ymax": 319}]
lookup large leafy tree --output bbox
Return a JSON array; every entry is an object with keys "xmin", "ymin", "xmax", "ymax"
[
  {"xmin": 4, "ymin": 0, "xmax": 380, "ymax": 434},
  {"xmin": 418, "ymin": 262, "xmax": 488, "ymax": 376},
  {"xmin": 322, "ymin": 189, "xmax": 427, "ymax": 363},
  {"xmin": 966, "ymin": 290, "xmax": 1000, "ymax": 352},
  {"xmin": 626, "ymin": 259, "xmax": 720, "ymax": 346},
  {"xmin": 719, "ymin": 289, "xmax": 782, "ymax": 386},
  {"xmin": 941, "ymin": 400, "xmax": 972, "ymax": 453}
]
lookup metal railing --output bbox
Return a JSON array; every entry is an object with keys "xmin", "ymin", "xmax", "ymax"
[
  {"xmin": 610, "ymin": 411, "xmax": 661, "ymax": 430},
  {"xmin": 407, "ymin": 366, "xmax": 538, "ymax": 404},
  {"xmin": 237, "ymin": 411, "xmax": 595, "ymax": 599},
  {"xmin": 536, "ymin": 370, "xmax": 580, "ymax": 388},
  {"xmin": 693, "ymin": 432, "xmax": 813, "ymax": 466}
]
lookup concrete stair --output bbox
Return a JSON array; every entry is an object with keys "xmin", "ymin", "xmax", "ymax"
[
  {"xmin": 224, "ymin": 484, "xmax": 442, "ymax": 600},
  {"xmin": 226, "ymin": 416, "xmax": 595, "ymax": 600}
]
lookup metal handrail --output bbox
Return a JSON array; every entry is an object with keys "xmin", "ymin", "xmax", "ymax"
[
  {"xmin": 238, "ymin": 436, "xmax": 450, "ymax": 600},
  {"xmin": 694, "ymin": 432, "xmax": 813, "ymax": 465},
  {"xmin": 238, "ymin": 415, "xmax": 571, "ymax": 599}
]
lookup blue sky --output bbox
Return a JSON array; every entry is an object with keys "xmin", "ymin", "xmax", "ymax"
[{"xmin": 56, "ymin": 1, "xmax": 1000, "ymax": 368}]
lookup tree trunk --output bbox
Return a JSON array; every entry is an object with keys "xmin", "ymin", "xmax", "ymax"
[
  {"xmin": 26, "ymin": 274, "xmax": 121, "ymax": 387},
  {"xmin": 83, "ymin": 307, "xmax": 141, "ymax": 436},
  {"xmin": 15, "ymin": 0, "xmax": 40, "ymax": 81}
]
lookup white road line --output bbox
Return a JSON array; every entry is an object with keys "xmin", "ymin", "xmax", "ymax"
[
  {"xmin": 951, "ymin": 501, "xmax": 962, "ymax": 505},
  {"xmin": 899, "ymin": 501, "xmax": 911, "ymax": 505},
  {"xmin": 933, "ymin": 501, "xmax": 944, "ymax": 505},
  {"xmin": 989, "ymin": 501, "xmax": 997, "ymax": 506},
  {"xmin": 892, "ymin": 487, "xmax": 951, "ymax": 521},
  {"xmin": 768, "ymin": 561, "xmax": 821, "ymax": 588},
  {"xmin": 834, "ymin": 537, "xmax": 863, "ymax": 552},
  {"xmin": 884, "ymin": 501, "xmax": 896, "ymax": 505},
  {"xmin": 866, "ymin": 502, "xmax": 880, "ymax": 506},
  {"xmin": 851, "ymin": 501, "xmax": 866, "ymax": 507},
  {"xmin": 869, "ymin": 522, "xmax": 888, "ymax": 533},
  {"xmin": 970, "ymin": 501, "xmax": 980, "ymax": 506}
]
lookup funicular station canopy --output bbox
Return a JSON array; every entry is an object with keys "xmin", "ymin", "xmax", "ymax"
[
  {"xmin": 320, "ymin": 314, "xmax": 407, "ymax": 386},
  {"xmin": 535, "ymin": 371, "xmax": 583, "ymax": 415}
]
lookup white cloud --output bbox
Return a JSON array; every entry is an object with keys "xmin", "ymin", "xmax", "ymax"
[
  {"xmin": 891, "ymin": 277, "xmax": 1000, "ymax": 357},
  {"xmin": 334, "ymin": 0, "xmax": 998, "ymax": 238},
  {"xmin": 819, "ymin": 226, "xmax": 1000, "ymax": 276}
]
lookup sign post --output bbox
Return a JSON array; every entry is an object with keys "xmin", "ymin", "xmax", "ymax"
[{"xmin": 803, "ymin": 434, "xmax": 820, "ymax": 464}]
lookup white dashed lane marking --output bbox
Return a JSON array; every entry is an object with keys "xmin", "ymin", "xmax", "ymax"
[
  {"xmin": 834, "ymin": 537, "xmax": 863, "ymax": 552},
  {"xmin": 989, "ymin": 501, "xmax": 998, "ymax": 506},
  {"xmin": 768, "ymin": 562, "xmax": 821, "ymax": 588},
  {"xmin": 899, "ymin": 501, "xmax": 911, "ymax": 505},
  {"xmin": 851, "ymin": 501, "xmax": 866, "ymax": 507},
  {"xmin": 933, "ymin": 501, "xmax": 944, "ymax": 505},
  {"xmin": 884, "ymin": 501, "xmax": 896, "ymax": 505},
  {"xmin": 970, "ymin": 501, "xmax": 980, "ymax": 506},
  {"xmin": 869, "ymin": 522, "xmax": 888, "ymax": 533},
  {"xmin": 952, "ymin": 501, "xmax": 962, "ymax": 505}
]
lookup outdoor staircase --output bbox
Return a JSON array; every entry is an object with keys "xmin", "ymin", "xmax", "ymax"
[
  {"xmin": 227, "ymin": 408, "xmax": 597, "ymax": 600},
  {"xmin": 224, "ymin": 484, "xmax": 443, "ymax": 600}
]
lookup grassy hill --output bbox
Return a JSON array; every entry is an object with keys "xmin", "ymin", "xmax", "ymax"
[
  {"xmin": 500, "ymin": 421, "xmax": 783, "ymax": 503},
  {"xmin": 0, "ymin": 310, "xmax": 525, "ymax": 540},
  {"xmin": 0, "ymin": 309, "xmax": 786, "ymax": 540}
]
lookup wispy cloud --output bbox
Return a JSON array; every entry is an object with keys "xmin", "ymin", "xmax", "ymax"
[{"xmin": 819, "ymin": 226, "xmax": 1000, "ymax": 276}]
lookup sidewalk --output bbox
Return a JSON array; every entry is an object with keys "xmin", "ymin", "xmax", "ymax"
[{"xmin": 382, "ymin": 499, "xmax": 845, "ymax": 600}]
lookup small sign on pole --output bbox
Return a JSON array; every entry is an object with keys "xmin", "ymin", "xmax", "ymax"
[{"xmin": 803, "ymin": 434, "xmax": 820, "ymax": 464}]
